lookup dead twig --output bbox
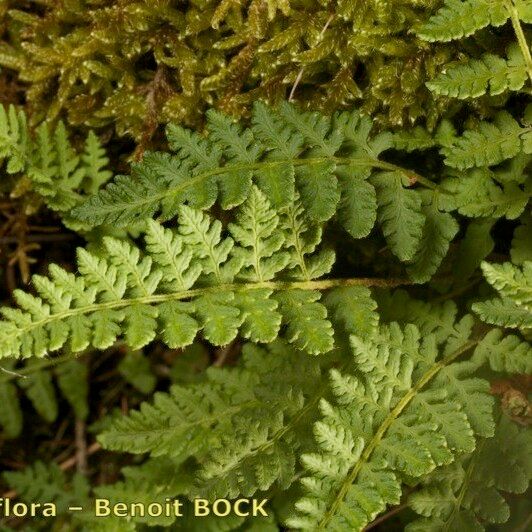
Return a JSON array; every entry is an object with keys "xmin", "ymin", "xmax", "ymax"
[{"xmin": 75, "ymin": 420, "xmax": 88, "ymax": 475}]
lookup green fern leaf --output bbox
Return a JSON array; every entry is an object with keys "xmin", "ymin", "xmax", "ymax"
[
  {"xmin": 473, "ymin": 261, "xmax": 532, "ymax": 332},
  {"xmin": 407, "ymin": 415, "xmax": 531, "ymax": 530},
  {"xmin": 474, "ymin": 297, "xmax": 532, "ymax": 329},
  {"xmin": 229, "ymin": 186, "xmax": 290, "ymax": 281},
  {"xmin": 0, "ymin": 190, "xmax": 341, "ymax": 359},
  {"xmin": 441, "ymin": 112, "xmax": 526, "ymax": 169},
  {"xmin": 407, "ymin": 204, "xmax": 459, "ymax": 283},
  {"xmin": 427, "ymin": 46, "xmax": 528, "ymax": 99},
  {"xmin": 453, "ymin": 218, "xmax": 496, "ymax": 281},
  {"xmin": 0, "ymin": 104, "xmax": 112, "ymax": 213},
  {"xmin": 376, "ymin": 290, "xmax": 459, "ymax": 343},
  {"xmin": 3, "ymin": 462, "xmax": 90, "ymax": 513},
  {"xmin": 416, "ymin": 0, "xmax": 509, "ymax": 42},
  {"xmin": 18, "ymin": 363, "xmax": 58, "ymax": 424},
  {"xmin": 100, "ymin": 341, "xmax": 328, "ymax": 501},
  {"xmin": 281, "ymin": 197, "xmax": 336, "ymax": 280},
  {"xmin": 516, "ymin": 0, "xmax": 532, "ymax": 21},
  {"xmin": 391, "ymin": 126, "xmax": 437, "ymax": 152},
  {"xmin": 324, "ymin": 286, "xmax": 379, "ymax": 340},
  {"xmin": 441, "ymin": 168, "xmax": 530, "ymax": 219},
  {"xmin": 0, "ymin": 104, "xmax": 29, "ymax": 173},
  {"xmin": 71, "ymin": 104, "xmax": 427, "ymax": 255},
  {"xmin": 373, "ymin": 171, "xmax": 425, "ymax": 262},
  {"xmin": 82, "ymin": 131, "xmax": 112, "ymax": 194},
  {"xmin": 480, "ymin": 260, "xmax": 532, "ymax": 303},
  {"xmin": 336, "ymin": 175, "xmax": 377, "ymax": 239},
  {"xmin": 288, "ymin": 321, "xmax": 493, "ymax": 531},
  {"xmin": 274, "ymin": 290, "xmax": 334, "ymax": 355},
  {"xmin": 473, "ymin": 328, "xmax": 532, "ymax": 373}
]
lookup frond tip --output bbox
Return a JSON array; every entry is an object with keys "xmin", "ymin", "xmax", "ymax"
[{"xmin": 473, "ymin": 260, "xmax": 532, "ymax": 331}]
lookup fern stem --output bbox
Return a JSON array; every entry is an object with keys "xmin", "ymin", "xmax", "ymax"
[
  {"xmin": 103, "ymin": 157, "xmax": 437, "ymax": 216},
  {"xmin": 7, "ymin": 277, "xmax": 410, "ymax": 340},
  {"xmin": 443, "ymin": 437, "xmax": 487, "ymax": 528},
  {"xmin": 0, "ymin": 352, "xmax": 80, "ymax": 382},
  {"xmin": 507, "ymin": 0, "xmax": 532, "ymax": 84},
  {"xmin": 317, "ymin": 338, "xmax": 480, "ymax": 530}
]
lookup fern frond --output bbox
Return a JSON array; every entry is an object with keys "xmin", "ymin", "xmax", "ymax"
[
  {"xmin": 0, "ymin": 188, "xmax": 407, "ymax": 359},
  {"xmin": 441, "ymin": 112, "xmax": 529, "ymax": 169},
  {"xmin": 0, "ymin": 104, "xmax": 112, "ymax": 212},
  {"xmin": 71, "ymin": 104, "xmax": 431, "ymax": 261},
  {"xmin": 427, "ymin": 46, "xmax": 528, "ymax": 99},
  {"xmin": 416, "ymin": 0, "xmax": 510, "ymax": 42},
  {"xmin": 99, "ymin": 341, "xmax": 329, "ymax": 500},
  {"xmin": 288, "ymin": 320, "xmax": 494, "ymax": 531},
  {"xmin": 473, "ymin": 261, "xmax": 532, "ymax": 331},
  {"xmin": 407, "ymin": 414, "xmax": 531, "ymax": 530},
  {"xmin": 440, "ymin": 168, "xmax": 530, "ymax": 219}
]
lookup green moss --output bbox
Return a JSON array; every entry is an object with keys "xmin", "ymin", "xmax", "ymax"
[{"xmin": 0, "ymin": 0, "xmax": 455, "ymax": 139}]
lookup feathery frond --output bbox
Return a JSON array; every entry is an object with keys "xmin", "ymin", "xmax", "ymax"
[
  {"xmin": 0, "ymin": 188, "xmax": 353, "ymax": 359},
  {"xmin": 288, "ymin": 319, "xmax": 494, "ymax": 530}
]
